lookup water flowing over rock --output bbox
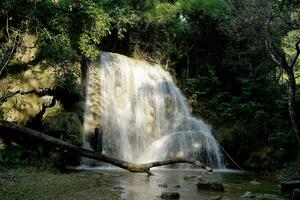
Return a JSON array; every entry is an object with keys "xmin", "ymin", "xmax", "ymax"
[{"xmin": 83, "ymin": 52, "xmax": 223, "ymax": 168}]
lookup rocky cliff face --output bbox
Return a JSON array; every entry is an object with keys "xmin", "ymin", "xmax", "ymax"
[{"xmin": 0, "ymin": 34, "xmax": 86, "ymax": 155}]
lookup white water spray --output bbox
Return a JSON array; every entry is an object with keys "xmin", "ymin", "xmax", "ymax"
[{"xmin": 83, "ymin": 52, "xmax": 223, "ymax": 168}]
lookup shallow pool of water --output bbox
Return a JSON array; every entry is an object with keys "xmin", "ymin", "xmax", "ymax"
[{"xmin": 99, "ymin": 168, "xmax": 286, "ymax": 200}]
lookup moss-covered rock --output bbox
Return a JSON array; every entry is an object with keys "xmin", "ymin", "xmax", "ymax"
[
  {"xmin": 14, "ymin": 33, "xmax": 38, "ymax": 64},
  {"xmin": 42, "ymin": 110, "xmax": 83, "ymax": 166},
  {"xmin": 0, "ymin": 64, "xmax": 55, "ymax": 95},
  {"xmin": 70, "ymin": 101, "xmax": 86, "ymax": 122},
  {"xmin": 0, "ymin": 93, "xmax": 42, "ymax": 125},
  {"xmin": 42, "ymin": 111, "xmax": 83, "ymax": 146}
]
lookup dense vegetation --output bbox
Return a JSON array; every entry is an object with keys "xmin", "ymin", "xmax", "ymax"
[{"xmin": 0, "ymin": 0, "xmax": 299, "ymax": 178}]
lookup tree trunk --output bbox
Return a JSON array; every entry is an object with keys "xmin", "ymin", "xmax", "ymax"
[
  {"xmin": 286, "ymin": 68, "xmax": 300, "ymax": 145},
  {"xmin": 93, "ymin": 128, "xmax": 102, "ymax": 154},
  {"xmin": 0, "ymin": 120, "xmax": 213, "ymax": 175}
]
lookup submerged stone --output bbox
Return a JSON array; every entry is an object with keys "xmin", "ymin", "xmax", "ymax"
[
  {"xmin": 113, "ymin": 186, "xmax": 124, "ymax": 190},
  {"xmin": 184, "ymin": 175, "xmax": 202, "ymax": 180},
  {"xmin": 161, "ymin": 192, "xmax": 180, "ymax": 199},
  {"xmin": 158, "ymin": 183, "xmax": 168, "ymax": 188},
  {"xmin": 241, "ymin": 192, "xmax": 283, "ymax": 200},
  {"xmin": 197, "ymin": 181, "xmax": 225, "ymax": 192}
]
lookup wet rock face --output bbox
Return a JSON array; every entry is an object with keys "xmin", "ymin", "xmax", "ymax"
[
  {"xmin": 161, "ymin": 192, "xmax": 180, "ymax": 199},
  {"xmin": 196, "ymin": 181, "xmax": 225, "ymax": 192},
  {"xmin": 1, "ymin": 93, "xmax": 42, "ymax": 125}
]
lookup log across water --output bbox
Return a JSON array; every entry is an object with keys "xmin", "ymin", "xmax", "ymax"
[{"xmin": 0, "ymin": 120, "xmax": 213, "ymax": 175}]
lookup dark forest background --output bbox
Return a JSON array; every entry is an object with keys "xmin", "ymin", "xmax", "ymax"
[{"xmin": 0, "ymin": 0, "xmax": 300, "ymax": 179}]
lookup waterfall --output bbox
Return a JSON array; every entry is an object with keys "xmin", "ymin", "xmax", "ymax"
[{"xmin": 83, "ymin": 52, "xmax": 223, "ymax": 168}]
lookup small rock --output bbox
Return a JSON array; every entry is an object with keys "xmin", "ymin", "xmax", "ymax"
[
  {"xmin": 113, "ymin": 186, "xmax": 124, "ymax": 190},
  {"xmin": 210, "ymin": 195, "xmax": 222, "ymax": 200},
  {"xmin": 197, "ymin": 181, "xmax": 225, "ymax": 192},
  {"xmin": 174, "ymin": 185, "xmax": 181, "ymax": 188},
  {"xmin": 241, "ymin": 191, "xmax": 256, "ymax": 198},
  {"xmin": 161, "ymin": 192, "xmax": 180, "ymax": 199},
  {"xmin": 159, "ymin": 184, "xmax": 168, "ymax": 188}
]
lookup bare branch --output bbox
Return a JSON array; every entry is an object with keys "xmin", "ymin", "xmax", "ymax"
[
  {"xmin": 0, "ymin": 22, "xmax": 26, "ymax": 77},
  {"xmin": 265, "ymin": 40, "xmax": 281, "ymax": 65},
  {"xmin": 6, "ymin": 14, "xmax": 10, "ymax": 41},
  {"xmin": 289, "ymin": 39, "xmax": 300, "ymax": 69},
  {"xmin": 0, "ymin": 35, "xmax": 19, "ymax": 77},
  {"xmin": 265, "ymin": 15, "xmax": 290, "ymax": 69}
]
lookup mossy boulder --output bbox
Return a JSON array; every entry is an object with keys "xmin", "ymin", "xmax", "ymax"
[
  {"xmin": 0, "ymin": 64, "xmax": 55, "ymax": 105},
  {"xmin": 42, "ymin": 110, "xmax": 83, "ymax": 166},
  {"xmin": 42, "ymin": 111, "xmax": 83, "ymax": 146},
  {"xmin": 70, "ymin": 101, "xmax": 86, "ymax": 122},
  {"xmin": 14, "ymin": 33, "xmax": 38, "ymax": 64}
]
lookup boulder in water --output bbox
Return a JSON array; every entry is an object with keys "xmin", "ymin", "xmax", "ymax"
[
  {"xmin": 281, "ymin": 180, "xmax": 300, "ymax": 193},
  {"xmin": 293, "ymin": 189, "xmax": 300, "ymax": 200},
  {"xmin": 197, "ymin": 181, "xmax": 224, "ymax": 192},
  {"xmin": 161, "ymin": 192, "xmax": 180, "ymax": 199}
]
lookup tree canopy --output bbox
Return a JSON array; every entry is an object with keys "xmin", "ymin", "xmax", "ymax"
[{"xmin": 0, "ymin": 0, "xmax": 300, "ymax": 173}]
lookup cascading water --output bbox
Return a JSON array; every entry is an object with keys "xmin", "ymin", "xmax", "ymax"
[{"xmin": 83, "ymin": 52, "xmax": 223, "ymax": 168}]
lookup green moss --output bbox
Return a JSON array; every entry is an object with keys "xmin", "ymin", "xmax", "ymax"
[{"xmin": 1, "ymin": 94, "xmax": 41, "ymax": 125}]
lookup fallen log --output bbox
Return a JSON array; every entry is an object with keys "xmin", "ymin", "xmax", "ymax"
[{"xmin": 0, "ymin": 120, "xmax": 213, "ymax": 175}]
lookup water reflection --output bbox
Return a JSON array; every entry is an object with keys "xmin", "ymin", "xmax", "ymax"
[{"xmin": 103, "ymin": 169, "xmax": 286, "ymax": 200}]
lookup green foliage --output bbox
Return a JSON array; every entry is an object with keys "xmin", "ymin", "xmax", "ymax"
[
  {"xmin": 279, "ymin": 154, "xmax": 300, "ymax": 180},
  {"xmin": 0, "ymin": 143, "xmax": 49, "ymax": 172},
  {"xmin": 0, "ymin": 0, "xmax": 111, "ymax": 89},
  {"xmin": 0, "ymin": 0, "xmax": 299, "ymax": 172},
  {"xmin": 145, "ymin": 3, "xmax": 180, "ymax": 23},
  {"xmin": 179, "ymin": 0, "xmax": 228, "ymax": 17},
  {"xmin": 39, "ymin": 31, "xmax": 76, "ymax": 63}
]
